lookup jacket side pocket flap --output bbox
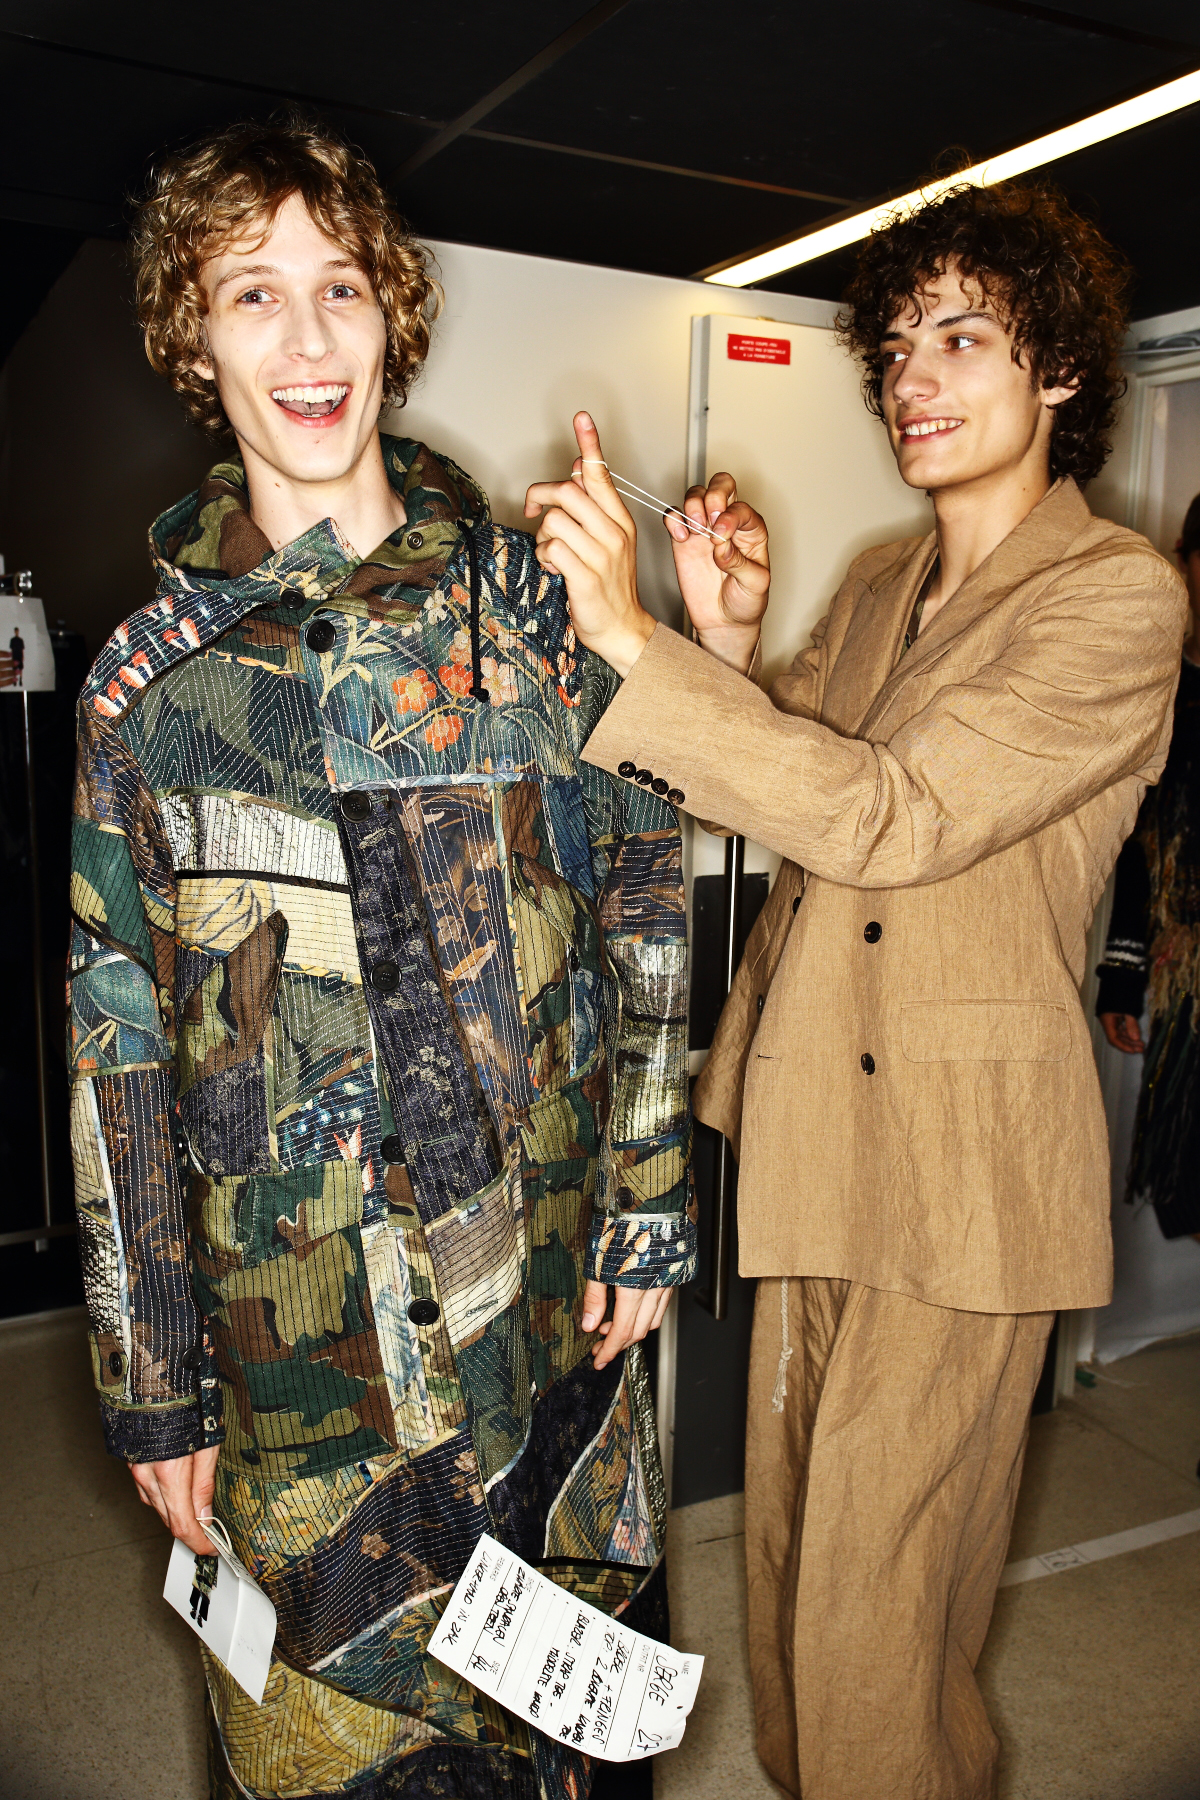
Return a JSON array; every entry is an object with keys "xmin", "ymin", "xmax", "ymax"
[{"xmin": 900, "ymin": 1000, "xmax": 1070, "ymax": 1063}]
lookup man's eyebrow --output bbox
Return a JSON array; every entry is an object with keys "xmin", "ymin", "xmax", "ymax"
[
  {"xmin": 881, "ymin": 308, "xmax": 996, "ymax": 343},
  {"xmin": 212, "ymin": 257, "xmax": 359, "ymax": 294},
  {"xmin": 930, "ymin": 310, "xmax": 995, "ymax": 330},
  {"xmin": 213, "ymin": 262, "xmax": 277, "ymax": 293}
]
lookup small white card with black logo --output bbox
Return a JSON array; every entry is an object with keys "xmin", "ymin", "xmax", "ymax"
[
  {"xmin": 427, "ymin": 1534, "xmax": 703, "ymax": 1761},
  {"xmin": 163, "ymin": 1519, "xmax": 276, "ymax": 1704}
]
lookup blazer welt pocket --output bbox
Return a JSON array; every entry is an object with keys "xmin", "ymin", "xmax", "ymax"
[{"xmin": 900, "ymin": 1000, "xmax": 1070, "ymax": 1063}]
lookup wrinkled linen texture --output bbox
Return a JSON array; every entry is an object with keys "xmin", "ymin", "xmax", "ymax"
[{"xmin": 68, "ymin": 436, "xmax": 695, "ymax": 1800}]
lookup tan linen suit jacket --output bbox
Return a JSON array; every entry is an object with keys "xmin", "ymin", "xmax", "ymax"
[{"xmin": 583, "ymin": 479, "xmax": 1188, "ymax": 1313}]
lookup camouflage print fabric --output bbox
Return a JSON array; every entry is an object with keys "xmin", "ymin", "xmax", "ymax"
[{"xmin": 68, "ymin": 437, "xmax": 694, "ymax": 1799}]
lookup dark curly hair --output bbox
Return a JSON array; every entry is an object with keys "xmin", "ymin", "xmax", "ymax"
[
  {"xmin": 132, "ymin": 112, "xmax": 438, "ymax": 436},
  {"xmin": 836, "ymin": 180, "xmax": 1131, "ymax": 484}
]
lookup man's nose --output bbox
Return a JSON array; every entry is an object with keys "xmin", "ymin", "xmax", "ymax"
[
  {"xmin": 283, "ymin": 297, "xmax": 336, "ymax": 363},
  {"xmin": 893, "ymin": 345, "xmax": 937, "ymax": 402}
]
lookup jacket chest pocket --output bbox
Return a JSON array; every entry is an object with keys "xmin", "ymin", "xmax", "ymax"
[
  {"xmin": 900, "ymin": 1000, "xmax": 1071, "ymax": 1062},
  {"xmin": 177, "ymin": 911, "xmax": 288, "ymax": 1176}
]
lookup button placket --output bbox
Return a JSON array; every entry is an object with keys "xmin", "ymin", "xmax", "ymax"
[
  {"xmin": 334, "ymin": 794, "xmax": 499, "ymax": 1226},
  {"xmin": 305, "ymin": 618, "xmax": 336, "ymax": 653}
]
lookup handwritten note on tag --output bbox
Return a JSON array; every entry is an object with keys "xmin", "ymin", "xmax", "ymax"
[
  {"xmin": 163, "ymin": 1526, "xmax": 276, "ymax": 1705},
  {"xmin": 427, "ymin": 1534, "xmax": 703, "ymax": 1762}
]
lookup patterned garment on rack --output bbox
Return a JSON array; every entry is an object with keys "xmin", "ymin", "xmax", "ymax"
[{"xmin": 68, "ymin": 435, "xmax": 694, "ymax": 1799}]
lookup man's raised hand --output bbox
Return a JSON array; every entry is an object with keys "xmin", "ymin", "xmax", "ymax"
[
  {"xmin": 524, "ymin": 413, "xmax": 657, "ymax": 679},
  {"xmin": 665, "ymin": 473, "xmax": 770, "ymax": 674}
]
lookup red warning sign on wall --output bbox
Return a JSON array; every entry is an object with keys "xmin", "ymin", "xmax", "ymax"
[{"xmin": 727, "ymin": 332, "xmax": 791, "ymax": 364}]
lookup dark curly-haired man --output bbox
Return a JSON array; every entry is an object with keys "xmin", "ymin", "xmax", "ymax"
[{"xmin": 526, "ymin": 179, "xmax": 1187, "ymax": 1798}]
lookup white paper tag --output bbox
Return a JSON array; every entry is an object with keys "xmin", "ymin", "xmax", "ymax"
[
  {"xmin": 163, "ymin": 1526, "xmax": 276, "ymax": 1705},
  {"xmin": 427, "ymin": 1534, "xmax": 703, "ymax": 1762}
]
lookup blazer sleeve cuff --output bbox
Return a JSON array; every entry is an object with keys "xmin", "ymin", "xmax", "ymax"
[
  {"xmin": 100, "ymin": 1395, "xmax": 210, "ymax": 1464},
  {"xmin": 584, "ymin": 623, "xmax": 753, "ymax": 814}
]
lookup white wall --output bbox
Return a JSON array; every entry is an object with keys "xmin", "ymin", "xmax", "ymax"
[{"xmin": 392, "ymin": 239, "xmax": 837, "ymax": 632}]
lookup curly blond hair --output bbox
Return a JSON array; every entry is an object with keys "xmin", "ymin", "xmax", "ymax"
[{"xmin": 132, "ymin": 113, "xmax": 438, "ymax": 435}]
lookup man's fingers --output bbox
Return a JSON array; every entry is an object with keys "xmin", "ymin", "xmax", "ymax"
[
  {"xmin": 592, "ymin": 1286, "xmax": 671, "ymax": 1367},
  {"xmin": 572, "ymin": 412, "xmax": 617, "ymax": 500},
  {"xmin": 580, "ymin": 1278, "xmax": 608, "ymax": 1333},
  {"xmin": 527, "ymin": 478, "xmax": 631, "ymax": 552},
  {"xmin": 536, "ymin": 501, "xmax": 625, "ymax": 570},
  {"xmin": 132, "ymin": 1463, "xmax": 167, "ymax": 1521},
  {"xmin": 692, "ymin": 473, "xmax": 737, "ymax": 523}
]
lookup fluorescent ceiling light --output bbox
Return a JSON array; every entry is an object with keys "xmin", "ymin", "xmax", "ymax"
[{"xmin": 704, "ymin": 68, "xmax": 1200, "ymax": 288}]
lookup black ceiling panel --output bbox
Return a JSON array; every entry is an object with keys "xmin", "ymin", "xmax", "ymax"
[
  {"xmin": 478, "ymin": 0, "xmax": 1190, "ymax": 202},
  {"xmin": 0, "ymin": 32, "xmax": 430, "ymax": 234},
  {"xmin": 399, "ymin": 134, "xmax": 834, "ymax": 279},
  {"xmin": 0, "ymin": 0, "xmax": 1196, "ymax": 356},
  {"xmin": 0, "ymin": 2, "xmax": 595, "ymax": 124}
]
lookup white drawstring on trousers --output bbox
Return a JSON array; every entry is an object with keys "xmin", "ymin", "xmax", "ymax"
[{"xmin": 770, "ymin": 1277, "xmax": 794, "ymax": 1414}]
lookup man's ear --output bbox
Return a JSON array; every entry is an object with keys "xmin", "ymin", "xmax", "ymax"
[
  {"xmin": 191, "ymin": 326, "xmax": 215, "ymax": 385},
  {"xmin": 1042, "ymin": 373, "xmax": 1081, "ymax": 411}
]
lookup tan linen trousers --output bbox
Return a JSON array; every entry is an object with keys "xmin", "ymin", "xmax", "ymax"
[{"xmin": 746, "ymin": 1276, "xmax": 1053, "ymax": 1800}]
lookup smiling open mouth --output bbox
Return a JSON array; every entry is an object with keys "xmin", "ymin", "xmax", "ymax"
[
  {"xmin": 901, "ymin": 418, "xmax": 963, "ymax": 439},
  {"xmin": 270, "ymin": 384, "xmax": 350, "ymax": 419}
]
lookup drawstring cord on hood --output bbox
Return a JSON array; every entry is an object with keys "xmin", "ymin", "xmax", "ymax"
[{"xmin": 461, "ymin": 519, "xmax": 485, "ymax": 703}]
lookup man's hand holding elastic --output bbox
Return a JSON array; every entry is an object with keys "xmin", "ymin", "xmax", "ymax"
[
  {"xmin": 131, "ymin": 1443, "xmax": 221, "ymax": 1554},
  {"xmin": 580, "ymin": 1277, "xmax": 672, "ymax": 1370},
  {"xmin": 524, "ymin": 413, "xmax": 656, "ymax": 678},
  {"xmin": 666, "ymin": 471, "xmax": 771, "ymax": 674},
  {"xmin": 525, "ymin": 415, "xmax": 771, "ymax": 679}
]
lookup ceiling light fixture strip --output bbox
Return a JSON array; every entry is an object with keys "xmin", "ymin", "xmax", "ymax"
[{"xmin": 705, "ymin": 66, "xmax": 1200, "ymax": 286}]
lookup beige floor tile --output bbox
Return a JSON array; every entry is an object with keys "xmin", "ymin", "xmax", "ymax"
[
  {"xmin": 0, "ymin": 1532, "xmax": 208, "ymax": 1800},
  {"xmin": 0, "ymin": 1313, "xmax": 161, "ymax": 1577},
  {"xmin": 1009, "ymin": 1395, "xmax": 1200, "ymax": 1562},
  {"xmin": 980, "ymin": 1533, "xmax": 1200, "ymax": 1800},
  {"xmin": 658, "ymin": 1496, "xmax": 783, "ymax": 1799},
  {"xmin": 1070, "ymin": 1331, "xmax": 1200, "ymax": 1486}
]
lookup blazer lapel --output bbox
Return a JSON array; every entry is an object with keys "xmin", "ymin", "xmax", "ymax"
[
  {"xmin": 858, "ymin": 478, "xmax": 1092, "ymax": 736},
  {"xmin": 822, "ymin": 534, "xmax": 938, "ymax": 736}
]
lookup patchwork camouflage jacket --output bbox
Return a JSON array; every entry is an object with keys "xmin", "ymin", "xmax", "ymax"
[{"xmin": 68, "ymin": 437, "xmax": 694, "ymax": 1799}]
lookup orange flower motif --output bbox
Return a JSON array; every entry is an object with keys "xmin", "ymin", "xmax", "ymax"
[
  {"xmin": 439, "ymin": 662, "xmax": 474, "ymax": 697},
  {"xmin": 425, "ymin": 712, "xmax": 464, "ymax": 752},
  {"xmin": 557, "ymin": 683, "xmax": 580, "ymax": 708},
  {"xmin": 393, "ymin": 668, "xmax": 436, "ymax": 714}
]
